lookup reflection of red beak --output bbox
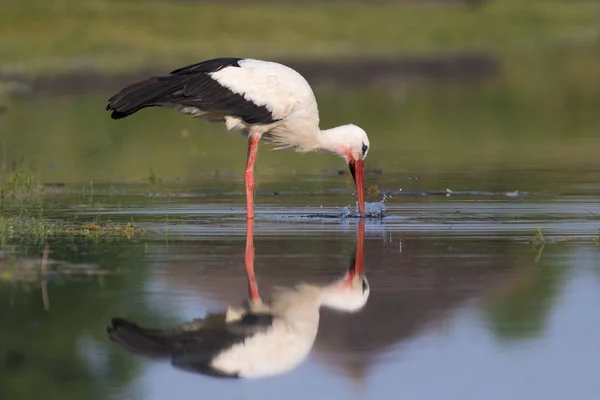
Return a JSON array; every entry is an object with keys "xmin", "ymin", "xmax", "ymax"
[
  {"xmin": 349, "ymin": 160, "xmax": 365, "ymax": 215},
  {"xmin": 344, "ymin": 219, "xmax": 365, "ymax": 286}
]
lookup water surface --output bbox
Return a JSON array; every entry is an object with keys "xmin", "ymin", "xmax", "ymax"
[
  {"xmin": 1, "ymin": 168, "xmax": 599, "ymax": 399},
  {"xmin": 1, "ymin": 85, "xmax": 600, "ymax": 399}
]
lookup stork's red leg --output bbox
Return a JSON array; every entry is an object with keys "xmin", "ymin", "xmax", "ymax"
[
  {"xmin": 245, "ymin": 217, "xmax": 261, "ymax": 302},
  {"xmin": 245, "ymin": 136, "xmax": 260, "ymax": 220}
]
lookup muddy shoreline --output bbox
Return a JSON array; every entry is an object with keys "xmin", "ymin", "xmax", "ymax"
[{"xmin": 1, "ymin": 53, "xmax": 498, "ymax": 96}]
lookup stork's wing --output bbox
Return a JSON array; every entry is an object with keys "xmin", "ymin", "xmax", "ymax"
[
  {"xmin": 107, "ymin": 311, "xmax": 275, "ymax": 377},
  {"xmin": 170, "ymin": 312, "xmax": 275, "ymax": 377},
  {"xmin": 105, "ymin": 57, "xmax": 277, "ymax": 124}
]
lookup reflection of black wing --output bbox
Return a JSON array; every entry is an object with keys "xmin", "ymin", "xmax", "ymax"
[
  {"xmin": 105, "ymin": 57, "xmax": 276, "ymax": 124},
  {"xmin": 107, "ymin": 312, "xmax": 274, "ymax": 378}
]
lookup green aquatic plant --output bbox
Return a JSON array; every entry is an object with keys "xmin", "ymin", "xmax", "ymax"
[
  {"xmin": 531, "ymin": 226, "xmax": 545, "ymax": 248},
  {"xmin": 0, "ymin": 158, "xmax": 150, "ymax": 243},
  {"xmin": 0, "ymin": 215, "xmax": 56, "ymax": 244},
  {"xmin": 0, "ymin": 213, "xmax": 149, "ymax": 244},
  {"xmin": 531, "ymin": 226, "xmax": 600, "ymax": 263},
  {"xmin": 148, "ymin": 168, "xmax": 162, "ymax": 185},
  {"xmin": 63, "ymin": 221, "xmax": 148, "ymax": 239},
  {"xmin": 0, "ymin": 159, "xmax": 44, "ymax": 201},
  {"xmin": 531, "ymin": 226, "xmax": 597, "ymax": 247},
  {"xmin": 0, "ymin": 159, "xmax": 149, "ymax": 241}
]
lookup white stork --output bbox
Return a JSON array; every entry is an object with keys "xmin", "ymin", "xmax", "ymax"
[
  {"xmin": 106, "ymin": 57, "xmax": 370, "ymax": 219},
  {"xmin": 107, "ymin": 219, "xmax": 369, "ymax": 379}
]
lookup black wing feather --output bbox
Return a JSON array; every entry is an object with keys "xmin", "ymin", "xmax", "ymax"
[
  {"xmin": 106, "ymin": 57, "xmax": 276, "ymax": 124},
  {"xmin": 107, "ymin": 312, "xmax": 274, "ymax": 378},
  {"xmin": 170, "ymin": 57, "xmax": 243, "ymax": 75},
  {"xmin": 107, "ymin": 317, "xmax": 175, "ymax": 358}
]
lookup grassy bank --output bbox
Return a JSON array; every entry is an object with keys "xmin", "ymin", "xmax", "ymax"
[
  {"xmin": 0, "ymin": 0, "xmax": 599, "ymax": 75},
  {"xmin": 0, "ymin": 163, "xmax": 149, "ymax": 243}
]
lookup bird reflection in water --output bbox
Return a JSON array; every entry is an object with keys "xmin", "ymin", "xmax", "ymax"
[{"xmin": 107, "ymin": 219, "xmax": 369, "ymax": 379}]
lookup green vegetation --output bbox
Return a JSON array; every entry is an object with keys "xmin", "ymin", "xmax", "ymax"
[
  {"xmin": 0, "ymin": 215, "xmax": 55, "ymax": 242},
  {"xmin": 0, "ymin": 0, "xmax": 599, "ymax": 75},
  {"xmin": 531, "ymin": 226, "xmax": 597, "ymax": 248},
  {"xmin": 64, "ymin": 221, "xmax": 147, "ymax": 238},
  {"xmin": 0, "ymin": 214, "xmax": 149, "ymax": 243},
  {"xmin": 0, "ymin": 160, "xmax": 149, "ymax": 243},
  {"xmin": 530, "ymin": 226, "xmax": 600, "ymax": 264},
  {"xmin": 0, "ymin": 159, "xmax": 44, "ymax": 201}
]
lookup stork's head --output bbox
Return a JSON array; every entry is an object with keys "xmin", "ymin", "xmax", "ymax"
[
  {"xmin": 342, "ymin": 124, "xmax": 370, "ymax": 162},
  {"xmin": 320, "ymin": 124, "xmax": 370, "ymax": 215},
  {"xmin": 343, "ymin": 124, "xmax": 369, "ymax": 215}
]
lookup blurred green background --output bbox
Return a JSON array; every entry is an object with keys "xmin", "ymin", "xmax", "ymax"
[{"xmin": 0, "ymin": 0, "xmax": 598, "ymax": 184}]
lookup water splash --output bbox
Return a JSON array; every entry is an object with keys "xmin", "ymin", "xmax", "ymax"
[{"xmin": 339, "ymin": 194, "xmax": 387, "ymax": 219}]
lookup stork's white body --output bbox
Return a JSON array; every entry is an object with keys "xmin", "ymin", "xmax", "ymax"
[
  {"xmin": 213, "ymin": 60, "xmax": 320, "ymax": 146},
  {"xmin": 108, "ymin": 275, "xmax": 369, "ymax": 379},
  {"xmin": 106, "ymin": 57, "xmax": 370, "ymax": 217},
  {"xmin": 107, "ymin": 218, "xmax": 368, "ymax": 379},
  {"xmin": 210, "ymin": 284, "xmax": 324, "ymax": 378}
]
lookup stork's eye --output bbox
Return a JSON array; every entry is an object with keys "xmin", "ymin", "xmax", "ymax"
[
  {"xmin": 362, "ymin": 279, "xmax": 369, "ymax": 293},
  {"xmin": 361, "ymin": 143, "xmax": 368, "ymax": 155}
]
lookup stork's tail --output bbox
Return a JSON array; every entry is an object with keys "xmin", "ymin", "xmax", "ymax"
[
  {"xmin": 107, "ymin": 318, "xmax": 172, "ymax": 358},
  {"xmin": 105, "ymin": 77, "xmax": 178, "ymax": 119}
]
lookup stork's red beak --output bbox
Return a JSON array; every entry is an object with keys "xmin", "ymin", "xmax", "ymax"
[{"xmin": 349, "ymin": 160, "xmax": 365, "ymax": 215}]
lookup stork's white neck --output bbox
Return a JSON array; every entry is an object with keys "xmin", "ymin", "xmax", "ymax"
[
  {"xmin": 317, "ymin": 126, "xmax": 354, "ymax": 159},
  {"xmin": 268, "ymin": 121, "xmax": 368, "ymax": 161},
  {"xmin": 271, "ymin": 281, "xmax": 344, "ymax": 312},
  {"xmin": 273, "ymin": 276, "xmax": 366, "ymax": 314}
]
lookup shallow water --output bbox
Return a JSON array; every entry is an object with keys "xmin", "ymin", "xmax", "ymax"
[
  {"xmin": 2, "ymin": 84, "xmax": 600, "ymax": 399},
  {"xmin": 1, "ymin": 169, "xmax": 599, "ymax": 400}
]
